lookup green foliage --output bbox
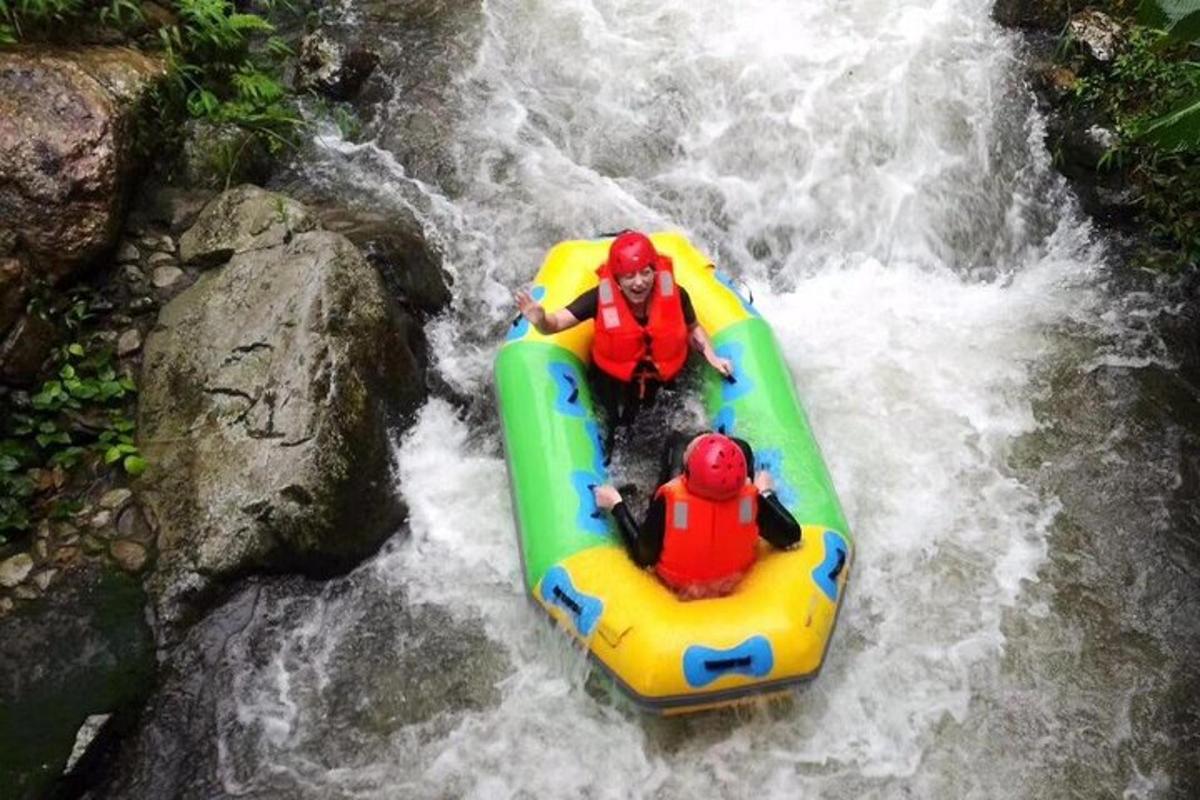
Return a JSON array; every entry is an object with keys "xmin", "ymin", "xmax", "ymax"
[
  {"xmin": 1139, "ymin": 0, "xmax": 1200, "ymax": 42},
  {"xmin": 1068, "ymin": 10, "xmax": 1200, "ymax": 268},
  {"xmin": 0, "ymin": 293, "xmax": 143, "ymax": 543},
  {"xmin": 155, "ymin": 0, "xmax": 302, "ymax": 153}
]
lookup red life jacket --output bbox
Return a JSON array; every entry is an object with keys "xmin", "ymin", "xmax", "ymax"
[
  {"xmin": 591, "ymin": 257, "xmax": 689, "ymax": 383},
  {"xmin": 654, "ymin": 476, "xmax": 760, "ymax": 590}
]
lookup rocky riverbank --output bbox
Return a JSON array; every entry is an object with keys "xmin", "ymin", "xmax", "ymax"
[
  {"xmin": 993, "ymin": 0, "xmax": 1200, "ymax": 269},
  {"xmin": 0, "ymin": 2, "xmax": 467, "ymax": 792}
]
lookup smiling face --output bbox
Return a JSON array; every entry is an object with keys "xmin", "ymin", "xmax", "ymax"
[{"xmin": 616, "ymin": 265, "xmax": 656, "ymax": 305}]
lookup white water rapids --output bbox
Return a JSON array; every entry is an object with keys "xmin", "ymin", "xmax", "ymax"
[{"xmin": 182, "ymin": 0, "xmax": 1198, "ymax": 798}]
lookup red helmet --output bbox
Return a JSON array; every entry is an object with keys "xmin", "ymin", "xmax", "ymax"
[
  {"xmin": 684, "ymin": 433, "xmax": 747, "ymax": 501},
  {"xmin": 606, "ymin": 231, "xmax": 659, "ymax": 276}
]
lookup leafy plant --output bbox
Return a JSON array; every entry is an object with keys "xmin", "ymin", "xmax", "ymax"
[
  {"xmin": 0, "ymin": 292, "xmax": 144, "ymax": 542},
  {"xmin": 1129, "ymin": 0, "xmax": 1200, "ymax": 151},
  {"xmin": 1066, "ymin": 5, "xmax": 1200, "ymax": 268},
  {"xmin": 155, "ymin": 0, "xmax": 302, "ymax": 151}
]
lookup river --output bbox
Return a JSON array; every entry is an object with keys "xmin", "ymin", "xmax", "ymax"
[{"xmin": 103, "ymin": 0, "xmax": 1200, "ymax": 797}]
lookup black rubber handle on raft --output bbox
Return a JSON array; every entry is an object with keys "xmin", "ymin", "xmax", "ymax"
[
  {"xmin": 704, "ymin": 656, "xmax": 753, "ymax": 672},
  {"xmin": 587, "ymin": 483, "xmax": 603, "ymax": 519},
  {"xmin": 829, "ymin": 549, "xmax": 847, "ymax": 581},
  {"xmin": 722, "ymin": 373, "xmax": 738, "ymax": 385}
]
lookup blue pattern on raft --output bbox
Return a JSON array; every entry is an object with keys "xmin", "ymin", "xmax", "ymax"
[
  {"xmin": 752, "ymin": 447, "xmax": 798, "ymax": 508},
  {"xmin": 683, "ymin": 635, "xmax": 774, "ymax": 687},
  {"xmin": 713, "ymin": 406, "xmax": 736, "ymax": 436},
  {"xmin": 540, "ymin": 566, "xmax": 602, "ymax": 637},
  {"xmin": 585, "ymin": 420, "xmax": 605, "ymax": 475},
  {"xmin": 716, "ymin": 342, "xmax": 752, "ymax": 403},
  {"xmin": 571, "ymin": 470, "xmax": 610, "ymax": 535},
  {"xmin": 713, "ymin": 270, "xmax": 760, "ymax": 318},
  {"xmin": 549, "ymin": 361, "xmax": 586, "ymax": 418},
  {"xmin": 506, "ymin": 285, "xmax": 547, "ymax": 341},
  {"xmin": 814, "ymin": 530, "xmax": 849, "ymax": 601}
]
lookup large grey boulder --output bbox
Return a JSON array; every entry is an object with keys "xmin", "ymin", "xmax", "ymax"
[
  {"xmin": 138, "ymin": 187, "xmax": 426, "ymax": 630},
  {"xmin": 0, "ymin": 46, "xmax": 164, "ymax": 281},
  {"xmin": 178, "ymin": 184, "xmax": 317, "ymax": 267}
]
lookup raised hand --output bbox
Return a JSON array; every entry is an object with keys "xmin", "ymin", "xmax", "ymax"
[{"xmin": 514, "ymin": 288, "xmax": 547, "ymax": 330}]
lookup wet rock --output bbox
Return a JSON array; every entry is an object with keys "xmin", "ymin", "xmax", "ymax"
[
  {"xmin": 64, "ymin": 713, "xmax": 111, "ymax": 774},
  {"xmin": 179, "ymin": 184, "xmax": 317, "ymax": 268},
  {"xmin": 1068, "ymin": 10, "xmax": 1123, "ymax": 66},
  {"xmin": 0, "ymin": 563, "xmax": 154, "ymax": 799},
  {"xmin": 147, "ymin": 251, "xmax": 176, "ymax": 268},
  {"xmin": 89, "ymin": 509, "xmax": 114, "ymax": 530},
  {"xmin": 176, "ymin": 120, "xmax": 272, "ymax": 192},
  {"xmin": 83, "ymin": 534, "xmax": 107, "ymax": 555},
  {"xmin": 140, "ymin": 187, "xmax": 426, "ymax": 630},
  {"xmin": 141, "ymin": 234, "xmax": 175, "ymax": 253},
  {"xmin": 98, "ymin": 577, "xmax": 507, "ymax": 798},
  {"xmin": 316, "ymin": 205, "xmax": 451, "ymax": 314},
  {"xmin": 0, "ymin": 256, "xmax": 26, "ymax": 338},
  {"xmin": 0, "ymin": 554, "xmax": 34, "ymax": 588},
  {"xmin": 349, "ymin": 0, "xmax": 485, "ymax": 190},
  {"xmin": 128, "ymin": 184, "xmax": 216, "ymax": 235},
  {"xmin": 116, "ymin": 505, "xmax": 154, "ymax": 543},
  {"xmin": 123, "ymin": 264, "xmax": 147, "ymax": 284},
  {"xmin": 12, "ymin": 584, "xmax": 40, "ymax": 601},
  {"xmin": 115, "ymin": 241, "xmax": 141, "ymax": 264},
  {"xmin": 0, "ymin": 597, "xmax": 12, "ymax": 616},
  {"xmin": 129, "ymin": 296, "xmax": 157, "ymax": 315},
  {"xmin": 992, "ymin": 0, "xmax": 1069, "ymax": 31},
  {"xmin": 117, "ymin": 328, "xmax": 143, "ymax": 357},
  {"xmin": 100, "ymin": 488, "xmax": 133, "ymax": 511},
  {"xmin": 0, "ymin": 47, "xmax": 165, "ymax": 282},
  {"xmin": 0, "ymin": 311, "xmax": 58, "ymax": 385},
  {"xmin": 54, "ymin": 547, "xmax": 81, "ymax": 567},
  {"xmin": 1032, "ymin": 64, "xmax": 1079, "ymax": 108},
  {"xmin": 151, "ymin": 265, "xmax": 184, "ymax": 289},
  {"xmin": 295, "ymin": 31, "xmax": 380, "ymax": 100},
  {"xmin": 1044, "ymin": 107, "xmax": 1136, "ymax": 224},
  {"xmin": 110, "ymin": 540, "xmax": 148, "ymax": 573},
  {"xmin": 33, "ymin": 570, "xmax": 56, "ymax": 592}
]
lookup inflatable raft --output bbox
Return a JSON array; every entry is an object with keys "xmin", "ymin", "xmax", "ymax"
[{"xmin": 495, "ymin": 233, "xmax": 852, "ymax": 714}]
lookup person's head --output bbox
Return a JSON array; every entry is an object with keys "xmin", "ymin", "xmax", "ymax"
[
  {"xmin": 682, "ymin": 433, "xmax": 748, "ymax": 501},
  {"xmin": 606, "ymin": 231, "xmax": 659, "ymax": 305}
]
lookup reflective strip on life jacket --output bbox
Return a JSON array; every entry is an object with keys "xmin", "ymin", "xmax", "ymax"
[
  {"xmin": 658, "ymin": 271, "xmax": 675, "ymax": 297},
  {"xmin": 672, "ymin": 500, "xmax": 689, "ymax": 530},
  {"xmin": 739, "ymin": 495, "xmax": 753, "ymax": 524},
  {"xmin": 598, "ymin": 279, "xmax": 615, "ymax": 305}
]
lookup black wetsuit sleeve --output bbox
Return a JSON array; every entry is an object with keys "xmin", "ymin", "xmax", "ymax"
[
  {"xmin": 640, "ymin": 496, "xmax": 666, "ymax": 565},
  {"xmin": 565, "ymin": 287, "xmax": 598, "ymax": 321},
  {"xmin": 757, "ymin": 491, "xmax": 802, "ymax": 549},
  {"xmin": 610, "ymin": 497, "xmax": 665, "ymax": 567},
  {"xmin": 680, "ymin": 287, "xmax": 697, "ymax": 326}
]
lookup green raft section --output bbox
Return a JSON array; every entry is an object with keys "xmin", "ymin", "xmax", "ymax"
[{"xmin": 495, "ymin": 315, "xmax": 850, "ymax": 591}]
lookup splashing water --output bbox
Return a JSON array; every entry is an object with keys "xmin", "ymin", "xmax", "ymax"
[{"xmin": 170, "ymin": 0, "xmax": 1200, "ymax": 798}]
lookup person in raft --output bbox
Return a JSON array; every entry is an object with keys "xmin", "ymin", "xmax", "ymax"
[
  {"xmin": 592, "ymin": 431, "xmax": 801, "ymax": 600},
  {"xmin": 513, "ymin": 231, "xmax": 734, "ymax": 439}
]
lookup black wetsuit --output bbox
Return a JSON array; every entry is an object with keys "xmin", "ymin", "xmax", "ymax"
[
  {"xmin": 566, "ymin": 286, "xmax": 697, "ymax": 433},
  {"xmin": 607, "ymin": 435, "xmax": 802, "ymax": 567}
]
